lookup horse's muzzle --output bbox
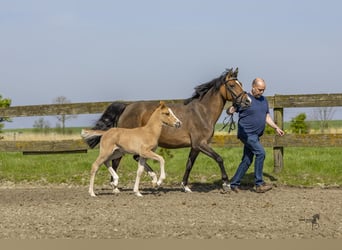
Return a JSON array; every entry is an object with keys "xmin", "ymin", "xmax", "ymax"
[{"xmin": 240, "ymin": 95, "xmax": 252, "ymax": 108}]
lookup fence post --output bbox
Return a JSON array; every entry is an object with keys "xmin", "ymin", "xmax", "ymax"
[{"xmin": 273, "ymin": 106, "xmax": 284, "ymax": 173}]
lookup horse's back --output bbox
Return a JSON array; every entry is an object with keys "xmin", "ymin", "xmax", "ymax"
[
  {"xmin": 117, "ymin": 101, "xmax": 197, "ymax": 148},
  {"xmin": 118, "ymin": 101, "xmax": 158, "ymax": 128}
]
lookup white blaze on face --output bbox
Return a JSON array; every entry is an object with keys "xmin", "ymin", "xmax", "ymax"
[
  {"xmin": 235, "ymin": 80, "xmax": 252, "ymax": 104},
  {"xmin": 168, "ymin": 108, "xmax": 181, "ymax": 126},
  {"xmin": 235, "ymin": 80, "xmax": 242, "ymax": 87}
]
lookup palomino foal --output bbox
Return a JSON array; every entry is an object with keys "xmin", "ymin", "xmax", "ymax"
[{"xmin": 81, "ymin": 101, "xmax": 181, "ymax": 197}]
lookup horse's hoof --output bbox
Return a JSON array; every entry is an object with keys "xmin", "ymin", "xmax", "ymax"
[
  {"xmin": 113, "ymin": 187, "xmax": 120, "ymax": 194},
  {"xmin": 157, "ymin": 180, "xmax": 163, "ymax": 186},
  {"xmin": 181, "ymin": 183, "xmax": 192, "ymax": 193},
  {"xmin": 222, "ymin": 182, "xmax": 231, "ymax": 192}
]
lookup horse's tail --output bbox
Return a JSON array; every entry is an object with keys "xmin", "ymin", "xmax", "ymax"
[{"xmin": 84, "ymin": 102, "xmax": 127, "ymax": 148}]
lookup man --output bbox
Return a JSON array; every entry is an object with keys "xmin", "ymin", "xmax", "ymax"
[{"xmin": 227, "ymin": 77, "xmax": 285, "ymax": 193}]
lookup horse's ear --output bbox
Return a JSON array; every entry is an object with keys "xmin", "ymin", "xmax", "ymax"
[
  {"xmin": 234, "ymin": 67, "xmax": 239, "ymax": 77},
  {"xmin": 159, "ymin": 101, "xmax": 165, "ymax": 107}
]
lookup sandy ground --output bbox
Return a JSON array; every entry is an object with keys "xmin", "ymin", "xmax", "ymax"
[{"xmin": 0, "ymin": 183, "xmax": 341, "ymax": 239}]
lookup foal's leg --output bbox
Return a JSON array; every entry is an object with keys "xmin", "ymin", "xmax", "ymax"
[
  {"xmin": 89, "ymin": 156, "xmax": 106, "ymax": 197},
  {"xmin": 133, "ymin": 155, "xmax": 158, "ymax": 186},
  {"xmin": 89, "ymin": 149, "xmax": 113, "ymax": 197},
  {"xmin": 142, "ymin": 151, "xmax": 166, "ymax": 187},
  {"xmin": 133, "ymin": 158, "xmax": 146, "ymax": 197}
]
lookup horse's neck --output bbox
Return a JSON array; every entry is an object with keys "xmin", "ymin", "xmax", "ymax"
[{"xmin": 197, "ymin": 88, "xmax": 226, "ymax": 125}]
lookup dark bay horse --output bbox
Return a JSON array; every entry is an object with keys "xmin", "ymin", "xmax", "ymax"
[
  {"xmin": 82, "ymin": 101, "xmax": 182, "ymax": 197},
  {"xmin": 84, "ymin": 67, "xmax": 251, "ymax": 192}
]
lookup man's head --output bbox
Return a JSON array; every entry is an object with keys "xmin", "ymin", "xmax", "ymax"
[{"xmin": 251, "ymin": 78, "xmax": 266, "ymax": 98}]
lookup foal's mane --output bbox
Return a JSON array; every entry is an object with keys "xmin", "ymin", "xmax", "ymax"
[{"xmin": 184, "ymin": 69, "xmax": 230, "ymax": 105}]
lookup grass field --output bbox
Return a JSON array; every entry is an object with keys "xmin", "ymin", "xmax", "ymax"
[
  {"xmin": 1, "ymin": 146, "xmax": 341, "ymax": 188},
  {"xmin": 1, "ymin": 123, "xmax": 342, "ymax": 188}
]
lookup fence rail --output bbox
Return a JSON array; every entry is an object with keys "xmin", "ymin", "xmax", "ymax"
[
  {"xmin": 1, "ymin": 94, "xmax": 342, "ymax": 117},
  {"xmin": 1, "ymin": 93, "xmax": 342, "ymax": 172}
]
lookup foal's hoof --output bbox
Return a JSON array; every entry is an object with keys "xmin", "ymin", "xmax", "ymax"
[
  {"xmin": 135, "ymin": 192, "xmax": 143, "ymax": 197},
  {"xmin": 89, "ymin": 192, "xmax": 97, "ymax": 197}
]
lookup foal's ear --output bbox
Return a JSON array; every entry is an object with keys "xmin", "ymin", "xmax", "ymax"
[{"xmin": 159, "ymin": 101, "xmax": 166, "ymax": 107}]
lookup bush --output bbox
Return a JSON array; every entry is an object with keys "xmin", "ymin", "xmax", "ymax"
[{"xmin": 290, "ymin": 113, "xmax": 309, "ymax": 134}]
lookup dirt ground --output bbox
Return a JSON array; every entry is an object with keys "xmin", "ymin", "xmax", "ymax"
[{"xmin": 0, "ymin": 183, "xmax": 341, "ymax": 239}]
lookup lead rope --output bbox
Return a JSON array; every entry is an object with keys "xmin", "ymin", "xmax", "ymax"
[{"xmin": 220, "ymin": 114, "xmax": 236, "ymax": 133}]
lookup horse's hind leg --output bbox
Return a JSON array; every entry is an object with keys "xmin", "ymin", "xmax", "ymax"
[
  {"xmin": 105, "ymin": 160, "xmax": 120, "ymax": 194},
  {"xmin": 110, "ymin": 157, "xmax": 122, "ymax": 192},
  {"xmin": 133, "ymin": 155, "xmax": 157, "ymax": 186}
]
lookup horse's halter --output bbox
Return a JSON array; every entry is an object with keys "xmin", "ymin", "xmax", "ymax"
[{"xmin": 224, "ymin": 78, "xmax": 247, "ymax": 107}]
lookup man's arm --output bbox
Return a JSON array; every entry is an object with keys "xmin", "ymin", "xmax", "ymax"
[{"xmin": 266, "ymin": 113, "xmax": 285, "ymax": 136}]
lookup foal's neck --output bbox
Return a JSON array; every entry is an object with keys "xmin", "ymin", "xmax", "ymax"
[{"xmin": 144, "ymin": 108, "xmax": 163, "ymax": 135}]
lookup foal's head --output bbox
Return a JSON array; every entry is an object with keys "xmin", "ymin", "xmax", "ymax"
[
  {"xmin": 157, "ymin": 101, "xmax": 182, "ymax": 128},
  {"xmin": 220, "ymin": 68, "xmax": 251, "ymax": 108}
]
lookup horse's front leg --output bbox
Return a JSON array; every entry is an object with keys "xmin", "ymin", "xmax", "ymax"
[
  {"xmin": 197, "ymin": 143, "xmax": 230, "ymax": 191},
  {"xmin": 181, "ymin": 148, "xmax": 200, "ymax": 193}
]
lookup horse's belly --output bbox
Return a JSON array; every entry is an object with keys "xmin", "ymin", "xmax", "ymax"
[{"xmin": 158, "ymin": 131, "xmax": 191, "ymax": 149}]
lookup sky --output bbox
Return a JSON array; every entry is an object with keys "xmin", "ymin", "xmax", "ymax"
[{"xmin": 1, "ymin": 0, "xmax": 342, "ymax": 128}]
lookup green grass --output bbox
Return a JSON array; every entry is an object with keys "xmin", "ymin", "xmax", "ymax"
[{"xmin": 0, "ymin": 147, "xmax": 341, "ymax": 188}]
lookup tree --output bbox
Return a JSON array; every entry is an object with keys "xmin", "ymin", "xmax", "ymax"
[
  {"xmin": 33, "ymin": 117, "xmax": 51, "ymax": 133},
  {"xmin": 290, "ymin": 113, "xmax": 309, "ymax": 134},
  {"xmin": 0, "ymin": 95, "xmax": 11, "ymax": 138},
  {"xmin": 313, "ymin": 107, "xmax": 335, "ymax": 133},
  {"xmin": 53, "ymin": 96, "xmax": 77, "ymax": 134}
]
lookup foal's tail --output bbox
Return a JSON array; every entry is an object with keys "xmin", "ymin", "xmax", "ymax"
[
  {"xmin": 81, "ymin": 129, "xmax": 106, "ymax": 140},
  {"xmin": 83, "ymin": 102, "xmax": 127, "ymax": 148}
]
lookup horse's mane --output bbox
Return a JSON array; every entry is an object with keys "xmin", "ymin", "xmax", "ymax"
[{"xmin": 184, "ymin": 70, "xmax": 227, "ymax": 105}]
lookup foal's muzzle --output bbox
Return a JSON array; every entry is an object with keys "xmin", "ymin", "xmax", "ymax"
[{"xmin": 175, "ymin": 121, "xmax": 182, "ymax": 128}]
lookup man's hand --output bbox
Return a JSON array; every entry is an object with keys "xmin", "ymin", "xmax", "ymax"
[{"xmin": 226, "ymin": 106, "xmax": 236, "ymax": 115}]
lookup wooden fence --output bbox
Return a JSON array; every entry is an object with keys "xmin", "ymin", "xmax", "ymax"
[{"xmin": 1, "ymin": 93, "xmax": 342, "ymax": 172}]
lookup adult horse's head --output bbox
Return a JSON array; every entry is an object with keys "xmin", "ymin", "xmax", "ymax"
[{"xmin": 220, "ymin": 67, "xmax": 251, "ymax": 108}]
